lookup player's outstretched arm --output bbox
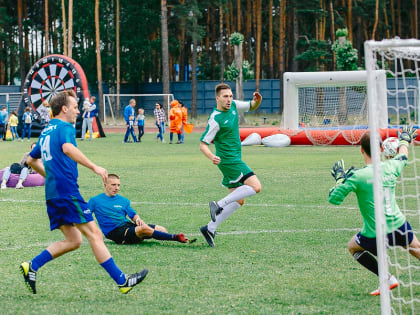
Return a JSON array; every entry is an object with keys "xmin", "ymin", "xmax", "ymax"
[
  {"xmin": 398, "ymin": 125, "xmax": 418, "ymax": 157},
  {"xmin": 62, "ymin": 143, "xmax": 108, "ymax": 183},
  {"xmin": 249, "ymin": 92, "xmax": 262, "ymax": 111},
  {"xmin": 27, "ymin": 156, "xmax": 46, "ymax": 178},
  {"xmin": 200, "ymin": 141, "xmax": 221, "ymax": 165}
]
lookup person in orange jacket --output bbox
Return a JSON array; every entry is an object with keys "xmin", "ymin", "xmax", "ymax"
[
  {"xmin": 179, "ymin": 101, "xmax": 188, "ymax": 144},
  {"xmin": 169, "ymin": 100, "xmax": 183, "ymax": 144}
]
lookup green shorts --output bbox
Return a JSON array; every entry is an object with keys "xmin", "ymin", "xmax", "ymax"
[{"xmin": 217, "ymin": 161, "xmax": 254, "ymax": 188}]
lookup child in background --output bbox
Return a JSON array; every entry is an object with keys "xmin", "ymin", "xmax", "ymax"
[
  {"xmin": 136, "ymin": 108, "xmax": 145, "ymax": 142},
  {"xmin": 124, "ymin": 115, "xmax": 137, "ymax": 143},
  {"xmin": 8, "ymin": 111, "xmax": 18, "ymax": 141},
  {"xmin": 21, "ymin": 107, "xmax": 33, "ymax": 141}
]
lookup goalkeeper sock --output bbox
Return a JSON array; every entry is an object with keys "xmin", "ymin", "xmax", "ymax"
[
  {"xmin": 208, "ymin": 202, "xmax": 241, "ymax": 233},
  {"xmin": 31, "ymin": 249, "xmax": 53, "ymax": 271},
  {"xmin": 100, "ymin": 257, "xmax": 126, "ymax": 285},
  {"xmin": 353, "ymin": 251, "xmax": 379, "ymax": 276},
  {"xmin": 152, "ymin": 230, "xmax": 176, "ymax": 241},
  {"xmin": 218, "ymin": 185, "xmax": 256, "ymax": 208}
]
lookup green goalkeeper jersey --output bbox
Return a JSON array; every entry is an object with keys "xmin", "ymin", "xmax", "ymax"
[
  {"xmin": 328, "ymin": 154, "xmax": 407, "ymax": 238},
  {"xmin": 200, "ymin": 100, "xmax": 251, "ymax": 164}
]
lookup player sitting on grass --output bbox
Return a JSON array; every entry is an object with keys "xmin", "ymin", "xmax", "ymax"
[
  {"xmin": 328, "ymin": 127, "xmax": 420, "ymax": 296},
  {"xmin": 88, "ymin": 174, "xmax": 193, "ymax": 245}
]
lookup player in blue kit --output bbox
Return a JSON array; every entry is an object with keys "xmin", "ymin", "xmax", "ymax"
[
  {"xmin": 20, "ymin": 90, "xmax": 148, "ymax": 294},
  {"xmin": 89, "ymin": 174, "xmax": 191, "ymax": 244}
]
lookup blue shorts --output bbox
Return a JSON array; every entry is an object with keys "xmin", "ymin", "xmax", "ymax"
[
  {"xmin": 356, "ymin": 221, "xmax": 414, "ymax": 256},
  {"xmin": 46, "ymin": 194, "xmax": 93, "ymax": 230}
]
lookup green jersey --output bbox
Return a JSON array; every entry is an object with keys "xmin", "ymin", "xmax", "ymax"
[
  {"xmin": 200, "ymin": 100, "xmax": 251, "ymax": 164},
  {"xmin": 328, "ymin": 154, "xmax": 407, "ymax": 238}
]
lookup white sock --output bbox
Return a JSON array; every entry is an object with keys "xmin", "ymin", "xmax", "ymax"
[
  {"xmin": 208, "ymin": 202, "xmax": 241, "ymax": 233},
  {"xmin": 218, "ymin": 185, "xmax": 256, "ymax": 208}
]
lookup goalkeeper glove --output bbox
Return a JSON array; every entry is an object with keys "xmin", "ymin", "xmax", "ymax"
[
  {"xmin": 331, "ymin": 159, "xmax": 346, "ymax": 185},
  {"xmin": 398, "ymin": 125, "xmax": 418, "ymax": 147}
]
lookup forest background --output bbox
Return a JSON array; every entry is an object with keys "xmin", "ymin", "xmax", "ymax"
[{"xmin": 0, "ymin": 0, "xmax": 418, "ymax": 117}]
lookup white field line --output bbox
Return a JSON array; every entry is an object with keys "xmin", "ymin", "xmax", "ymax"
[
  {"xmin": 0, "ymin": 227, "xmax": 359, "ymax": 251},
  {"xmin": 0, "ymin": 198, "xmax": 359, "ymax": 210}
]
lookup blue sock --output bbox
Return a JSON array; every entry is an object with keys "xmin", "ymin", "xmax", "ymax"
[
  {"xmin": 31, "ymin": 250, "xmax": 53, "ymax": 271},
  {"xmin": 100, "ymin": 257, "xmax": 126, "ymax": 285},
  {"xmin": 152, "ymin": 230, "xmax": 175, "ymax": 241}
]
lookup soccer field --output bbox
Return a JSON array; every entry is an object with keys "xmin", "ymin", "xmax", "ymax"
[{"xmin": 0, "ymin": 133, "xmax": 406, "ymax": 313}]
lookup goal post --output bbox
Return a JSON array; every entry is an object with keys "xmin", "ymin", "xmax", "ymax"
[
  {"xmin": 102, "ymin": 93, "xmax": 174, "ymax": 124},
  {"xmin": 365, "ymin": 38, "xmax": 420, "ymax": 315},
  {"xmin": 282, "ymin": 70, "xmax": 388, "ymax": 130}
]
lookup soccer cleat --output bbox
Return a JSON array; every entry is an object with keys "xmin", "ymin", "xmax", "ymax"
[
  {"xmin": 20, "ymin": 262, "xmax": 37, "ymax": 294},
  {"xmin": 200, "ymin": 225, "xmax": 215, "ymax": 247},
  {"xmin": 369, "ymin": 275, "xmax": 399, "ymax": 296},
  {"xmin": 118, "ymin": 269, "xmax": 148, "ymax": 294},
  {"xmin": 209, "ymin": 201, "xmax": 223, "ymax": 222},
  {"xmin": 175, "ymin": 233, "xmax": 188, "ymax": 243}
]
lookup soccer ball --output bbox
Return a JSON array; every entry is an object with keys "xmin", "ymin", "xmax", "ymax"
[{"xmin": 382, "ymin": 137, "xmax": 399, "ymax": 158}]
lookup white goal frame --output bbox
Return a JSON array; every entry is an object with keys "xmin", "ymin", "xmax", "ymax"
[
  {"xmin": 282, "ymin": 70, "xmax": 388, "ymax": 129},
  {"xmin": 102, "ymin": 93, "xmax": 174, "ymax": 124},
  {"xmin": 365, "ymin": 38, "xmax": 420, "ymax": 315}
]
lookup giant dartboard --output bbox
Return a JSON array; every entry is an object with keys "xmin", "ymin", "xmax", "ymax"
[{"xmin": 22, "ymin": 54, "xmax": 89, "ymax": 111}]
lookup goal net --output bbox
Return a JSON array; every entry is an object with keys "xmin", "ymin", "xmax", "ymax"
[
  {"xmin": 282, "ymin": 71, "xmax": 387, "ymax": 145},
  {"xmin": 102, "ymin": 94, "xmax": 174, "ymax": 125},
  {"xmin": 365, "ymin": 38, "xmax": 420, "ymax": 315}
]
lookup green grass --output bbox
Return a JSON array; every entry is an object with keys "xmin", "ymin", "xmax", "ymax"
[{"xmin": 0, "ymin": 133, "xmax": 417, "ymax": 313}]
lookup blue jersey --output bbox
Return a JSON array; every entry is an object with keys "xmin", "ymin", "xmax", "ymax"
[
  {"xmin": 30, "ymin": 119, "xmax": 79, "ymax": 200},
  {"xmin": 88, "ymin": 193, "xmax": 137, "ymax": 236},
  {"xmin": 124, "ymin": 105, "xmax": 134, "ymax": 124}
]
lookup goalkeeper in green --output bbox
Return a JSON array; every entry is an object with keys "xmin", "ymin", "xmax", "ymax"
[{"xmin": 328, "ymin": 127, "xmax": 420, "ymax": 296}]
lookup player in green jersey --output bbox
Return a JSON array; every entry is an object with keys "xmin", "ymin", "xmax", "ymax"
[
  {"xmin": 199, "ymin": 83, "xmax": 262, "ymax": 247},
  {"xmin": 329, "ymin": 127, "xmax": 420, "ymax": 296}
]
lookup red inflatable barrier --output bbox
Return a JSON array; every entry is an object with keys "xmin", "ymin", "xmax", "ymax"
[{"xmin": 239, "ymin": 127, "xmax": 405, "ymax": 145}]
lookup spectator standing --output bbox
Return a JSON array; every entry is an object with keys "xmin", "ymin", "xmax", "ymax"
[
  {"xmin": 37, "ymin": 100, "xmax": 51, "ymax": 125},
  {"xmin": 136, "ymin": 108, "xmax": 145, "ymax": 142},
  {"xmin": 180, "ymin": 101, "xmax": 188, "ymax": 144},
  {"xmin": 0, "ymin": 108, "xmax": 4, "ymax": 142},
  {"xmin": 0, "ymin": 106, "xmax": 8, "ymax": 140},
  {"xmin": 8, "ymin": 111, "xmax": 18, "ymax": 141},
  {"xmin": 124, "ymin": 115, "xmax": 137, "ymax": 143},
  {"xmin": 154, "ymin": 103, "xmax": 166, "ymax": 143},
  {"xmin": 169, "ymin": 100, "xmax": 182, "ymax": 144},
  {"xmin": 81, "ymin": 96, "xmax": 97, "ymax": 141},
  {"xmin": 21, "ymin": 107, "xmax": 33, "ymax": 141}
]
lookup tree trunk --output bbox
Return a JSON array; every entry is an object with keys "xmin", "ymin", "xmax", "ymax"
[
  {"xmin": 18, "ymin": 0, "xmax": 25, "ymax": 90},
  {"xmin": 234, "ymin": 43, "xmax": 243, "ymax": 100},
  {"xmin": 347, "ymin": 0, "xmax": 352, "ymax": 43},
  {"xmin": 45, "ymin": 0, "xmax": 49, "ymax": 55},
  {"xmin": 210, "ymin": 8, "xmax": 216, "ymax": 79},
  {"xmin": 191, "ymin": 36, "xmax": 198, "ymax": 118},
  {"xmin": 330, "ymin": 0, "xmax": 336, "ymax": 71},
  {"xmin": 68, "ymin": 0, "xmax": 73, "ymax": 58},
  {"xmin": 390, "ymin": 0, "xmax": 396, "ymax": 37},
  {"xmin": 237, "ymin": 0, "xmax": 241, "ymax": 31},
  {"xmin": 292, "ymin": 6, "xmax": 298, "ymax": 72},
  {"xmin": 279, "ymin": 0, "xmax": 286, "ymax": 112},
  {"xmin": 413, "ymin": 0, "xmax": 418, "ymax": 38},
  {"xmin": 397, "ymin": 0, "xmax": 401, "ymax": 36},
  {"xmin": 24, "ymin": 0, "xmax": 30, "ymax": 67},
  {"xmin": 179, "ymin": 25, "xmax": 185, "ymax": 82},
  {"xmin": 245, "ymin": 0, "xmax": 252, "ymax": 61},
  {"xmin": 61, "ymin": 0, "xmax": 67, "ymax": 55},
  {"xmin": 116, "ymin": 0, "xmax": 120, "ymax": 118},
  {"xmin": 383, "ymin": 1, "xmax": 391, "ymax": 38},
  {"xmin": 161, "ymin": 0, "xmax": 170, "ymax": 113},
  {"xmin": 268, "ymin": 0, "xmax": 273, "ymax": 78},
  {"xmin": 219, "ymin": 5, "xmax": 224, "ymax": 82},
  {"xmin": 0, "ymin": 39, "xmax": 4, "ymax": 84},
  {"xmin": 255, "ymin": 0, "xmax": 261, "ymax": 92},
  {"xmin": 371, "ymin": 0, "xmax": 379, "ymax": 40},
  {"xmin": 95, "ymin": 0, "xmax": 103, "ymax": 113}
]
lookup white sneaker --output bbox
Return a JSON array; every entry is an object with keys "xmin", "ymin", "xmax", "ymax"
[
  {"xmin": 370, "ymin": 275, "xmax": 399, "ymax": 296},
  {"xmin": 1, "ymin": 183, "xmax": 6, "ymax": 190},
  {"xmin": 15, "ymin": 182, "xmax": 24, "ymax": 189}
]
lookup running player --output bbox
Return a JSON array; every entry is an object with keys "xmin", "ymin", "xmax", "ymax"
[
  {"xmin": 328, "ymin": 127, "xmax": 420, "ymax": 295},
  {"xmin": 199, "ymin": 83, "xmax": 262, "ymax": 247},
  {"xmin": 20, "ymin": 90, "xmax": 148, "ymax": 294}
]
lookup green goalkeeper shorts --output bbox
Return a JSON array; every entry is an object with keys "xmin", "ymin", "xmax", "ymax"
[{"xmin": 217, "ymin": 161, "xmax": 253, "ymax": 188}]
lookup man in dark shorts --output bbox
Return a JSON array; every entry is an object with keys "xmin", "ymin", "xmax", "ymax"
[
  {"xmin": 329, "ymin": 127, "xmax": 420, "ymax": 296},
  {"xmin": 89, "ymin": 174, "xmax": 192, "ymax": 245},
  {"xmin": 21, "ymin": 90, "xmax": 148, "ymax": 295}
]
